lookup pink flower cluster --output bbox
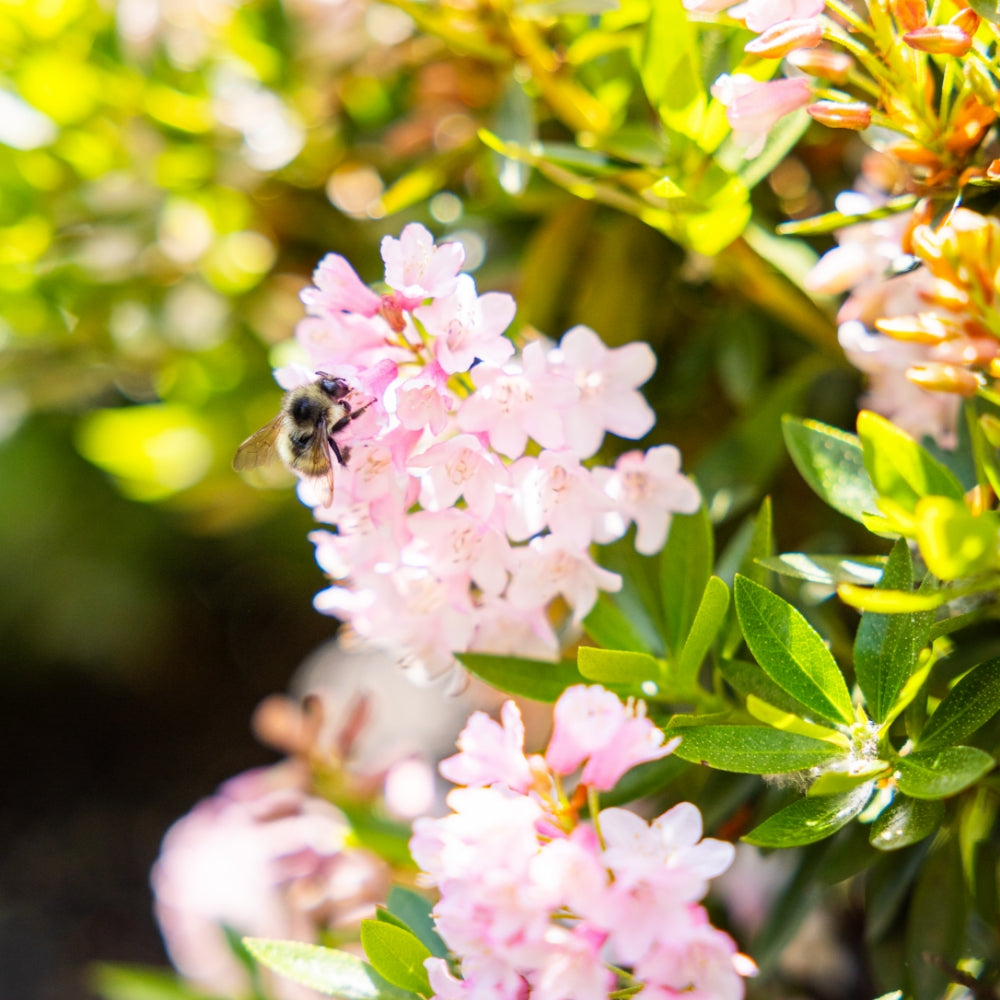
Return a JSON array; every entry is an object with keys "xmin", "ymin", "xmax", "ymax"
[
  {"xmin": 282, "ymin": 224, "xmax": 699, "ymax": 678},
  {"xmin": 410, "ymin": 686, "xmax": 754, "ymax": 1000}
]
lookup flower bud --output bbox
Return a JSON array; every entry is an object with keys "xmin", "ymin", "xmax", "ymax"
[
  {"xmin": 889, "ymin": 140, "xmax": 943, "ymax": 169},
  {"xmin": 786, "ymin": 47, "xmax": 853, "ymax": 83},
  {"xmin": 945, "ymin": 94, "xmax": 996, "ymax": 154},
  {"xmin": 745, "ymin": 18, "xmax": 824, "ymax": 57},
  {"xmin": 907, "ymin": 363, "xmax": 981, "ymax": 396},
  {"xmin": 949, "ymin": 7, "xmax": 980, "ymax": 33},
  {"xmin": 903, "ymin": 24, "xmax": 973, "ymax": 55},
  {"xmin": 875, "ymin": 312, "xmax": 960, "ymax": 343},
  {"xmin": 892, "ymin": 0, "xmax": 927, "ymax": 31},
  {"xmin": 807, "ymin": 100, "xmax": 872, "ymax": 129}
]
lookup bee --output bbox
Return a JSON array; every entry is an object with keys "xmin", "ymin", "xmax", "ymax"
[{"xmin": 233, "ymin": 373, "xmax": 372, "ymax": 506}]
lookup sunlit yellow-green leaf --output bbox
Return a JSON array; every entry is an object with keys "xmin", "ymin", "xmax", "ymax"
[{"xmin": 913, "ymin": 496, "xmax": 1000, "ymax": 580}]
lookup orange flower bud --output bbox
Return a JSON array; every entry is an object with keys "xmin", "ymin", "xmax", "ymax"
[
  {"xmin": 806, "ymin": 101, "xmax": 872, "ymax": 129},
  {"xmin": 889, "ymin": 140, "xmax": 943, "ymax": 169},
  {"xmin": 786, "ymin": 48, "xmax": 853, "ymax": 84},
  {"xmin": 987, "ymin": 159, "xmax": 1000, "ymax": 179},
  {"xmin": 907, "ymin": 363, "xmax": 981, "ymax": 396},
  {"xmin": 875, "ymin": 312, "xmax": 961, "ymax": 343},
  {"xmin": 892, "ymin": 0, "xmax": 927, "ymax": 31},
  {"xmin": 745, "ymin": 18, "xmax": 824, "ymax": 57},
  {"xmin": 903, "ymin": 24, "xmax": 973, "ymax": 55},
  {"xmin": 949, "ymin": 7, "xmax": 980, "ymax": 33},
  {"xmin": 945, "ymin": 95, "xmax": 996, "ymax": 154},
  {"xmin": 989, "ymin": 358, "xmax": 1000, "ymax": 380}
]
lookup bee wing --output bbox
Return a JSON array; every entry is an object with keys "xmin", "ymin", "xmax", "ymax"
[{"xmin": 233, "ymin": 414, "xmax": 285, "ymax": 472}]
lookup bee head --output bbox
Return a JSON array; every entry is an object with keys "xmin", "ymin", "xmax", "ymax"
[{"xmin": 316, "ymin": 374, "xmax": 351, "ymax": 400}]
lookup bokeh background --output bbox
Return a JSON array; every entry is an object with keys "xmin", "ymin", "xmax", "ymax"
[{"xmin": 0, "ymin": 0, "xmax": 873, "ymax": 997}]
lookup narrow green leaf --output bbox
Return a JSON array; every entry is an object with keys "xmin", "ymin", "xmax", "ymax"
[
  {"xmin": 775, "ymin": 194, "xmax": 919, "ymax": 236},
  {"xmin": 745, "ymin": 695, "xmax": 844, "ymax": 742},
  {"xmin": 242, "ymin": 940, "xmax": 418, "ymax": 1000},
  {"xmin": 640, "ymin": 0, "xmax": 705, "ymax": 137},
  {"xmin": 894, "ymin": 746, "xmax": 995, "ymax": 799},
  {"xmin": 782, "ymin": 416, "xmax": 879, "ymax": 523},
  {"xmin": 865, "ymin": 843, "xmax": 930, "ymax": 943},
  {"xmin": 735, "ymin": 575, "xmax": 854, "ymax": 725},
  {"xmin": 837, "ymin": 583, "xmax": 953, "ymax": 613},
  {"xmin": 594, "ymin": 754, "xmax": 689, "ymax": 807},
  {"xmin": 869, "ymin": 795, "xmax": 944, "ymax": 851},
  {"xmin": 386, "ymin": 888, "xmax": 448, "ymax": 959},
  {"xmin": 719, "ymin": 657, "xmax": 818, "ymax": 718},
  {"xmin": 456, "ymin": 653, "xmax": 585, "ymax": 702},
  {"xmin": 743, "ymin": 785, "xmax": 873, "ymax": 846},
  {"xmin": 668, "ymin": 724, "xmax": 845, "ymax": 773},
  {"xmin": 675, "ymin": 576, "xmax": 730, "ymax": 689},
  {"xmin": 917, "ymin": 658, "xmax": 1000, "ymax": 749},
  {"xmin": 376, "ymin": 908, "xmax": 412, "ymax": 932},
  {"xmin": 854, "ymin": 539, "xmax": 932, "ymax": 723},
  {"xmin": 720, "ymin": 497, "xmax": 773, "ymax": 657},
  {"xmin": 583, "ymin": 592, "xmax": 657, "ymax": 655},
  {"xmin": 757, "ymin": 553, "xmax": 885, "ymax": 587},
  {"xmin": 914, "ymin": 496, "xmax": 1000, "ymax": 580},
  {"xmin": 361, "ymin": 921, "xmax": 432, "ymax": 997},
  {"xmin": 857, "ymin": 410, "xmax": 965, "ymax": 512},
  {"xmin": 578, "ymin": 647, "xmax": 661, "ymax": 686},
  {"xmin": 661, "ymin": 504, "xmax": 713, "ymax": 657},
  {"xmin": 807, "ymin": 763, "xmax": 890, "ymax": 797}
]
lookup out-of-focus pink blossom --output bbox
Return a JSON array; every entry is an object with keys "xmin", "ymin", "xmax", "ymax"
[
  {"xmin": 381, "ymin": 222, "xmax": 465, "ymax": 299},
  {"xmin": 738, "ymin": 0, "xmax": 825, "ymax": 33},
  {"xmin": 439, "ymin": 701, "xmax": 534, "ymax": 792},
  {"xmin": 300, "ymin": 253, "xmax": 381, "ymax": 317},
  {"xmin": 712, "ymin": 74, "xmax": 812, "ymax": 157}
]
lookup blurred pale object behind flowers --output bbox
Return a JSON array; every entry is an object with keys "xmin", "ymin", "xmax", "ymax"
[{"xmin": 151, "ymin": 761, "xmax": 389, "ymax": 1000}]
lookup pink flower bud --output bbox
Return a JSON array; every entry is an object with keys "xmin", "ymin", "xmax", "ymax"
[
  {"xmin": 950, "ymin": 7, "xmax": 980, "ymax": 33},
  {"xmin": 807, "ymin": 100, "xmax": 873, "ymax": 129},
  {"xmin": 745, "ymin": 18, "xmax": 824, "ymax": 57},
  {"xmin": 907, "ymin": 363, "xmax": 981, "ymax": 396},
  {"xmin": 903, "ymin": 24, "xmax": 974, "ymax": 55},
  {"xmin": 786, "ymin": 47, "xmax": 853, "ymax": 83},
  {"xmin": 892, "ymin": 0, "xmax": 927, "ymax": 31}
]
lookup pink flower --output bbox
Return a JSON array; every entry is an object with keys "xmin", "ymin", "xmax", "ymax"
[
  {"xmin": 408, "ymin": 433, "xmax": 510, "ymax": 520},
  {"xmin": 457, "ymin": 342, "xmax": 578, "ymax": 458},
  {"xmin": 507, "ymin": 536, "xmax": 622, "ymax": 623},
  {"xmin": 739, "ymin": 0, "xmax": 825, "ymax": 33},
  {"xmin": 712, "ymin": 74, "xmax": 812, "ymax": 157},
  {"xmin": 548, "ymin": 326, "xmax": 656, "ymax": 459},
  {"xmin": 598, "ymin": 446, "xmax": 701, "ymax": 555},
  {"xmin": 439, "ymin": 701, "xmax": 534, "ymax": 792},
  {"xmin": 469, "ymin": 597, "xmax": 560, "ymax": 660},
  {"xmin": 381, "ymin": 223, "xmax": 465, "ymax": 299},
  {"xmin": 415, "ymin": 274, "xmax": 517, "ymax": 374},
  {"xmin": 394, "ymin": 362, "xmax": 455, "ymax": 435},
  {"xmin": 300, "ymin": 253, "xmax": 381, "ymax": 317},
  {"xmin": 545, "ymin": 685, "xmax": 677, "ymax": 788}
]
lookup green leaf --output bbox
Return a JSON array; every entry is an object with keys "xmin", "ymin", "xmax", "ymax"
[
  {"xmin": 640, "ymin": 0, "xmax": 705, "ymax": 139},
  {"xmin": 583, "ymin": 592, "xmax": 658, "ymax": 655},
  {"xmin": 807, "ymin": 762, "xmax": 890, "ymax": 796},
  {"xmin": 386, "ymin": 888, "xmax": 448, "ymax": 959},
  {"xmin": 578, "ymin": 647, "xmax": 661, "ymax": 686},
  {"xmin": 914, "ymin": 496, "xmax": 1000, "ymax": 580},
  {"xmin": 734, "ymin": 575, "xmax": 854, "ymax": 726},
  {"xmin": 854, "ymin": 539, "xmax": 932, "ymax": 723},
  {"xmin": 594, "ymin": 754, "xmax": 689, "ymax": 807},
  {"xmin": 668, "ymin": 724, "xmax": 844, "ymax": 773},
  {"xmin": 968, "ymin": 0, "xmax": 1000, "ymax": 25},
  {"xmin": 917, "ymin": 658, "xmax": 1000, "ymax": 750},
  {"xmin": 719, "ymin": 657, "xmax": 818, "ymax": 718},
  {"xmin": 745, "ymin": 695, "xmax": 844, "ymax": 742},
  {"xmin": 89, "ymin": 964, "xmax": 221, "ymax": 1000},
  {"xmin": 837, "ymin": 582, "xmax": 955, "ymax": 613},
  {"xmin": 675, "ymin": 576, "xmax": 730, "ymax": 690},
  {"xmin": 361, "ymin": 921, "xmax": 432, "ymax": 997},
  {"xmin": 894, "ymin": 746, "xmax": 995, "ymax": 799},
  {"xmin": 869, "ymin": 795, "xmax": 944, "ymax": 851},
  {"xmin": 775, "ymin": 194, "xmax": 919, "ymax": 236},
  {"xmin": 857, "ymin": 410, "xmax": 965, "ymax": 512},
  {"xmin": 242, "ymin": 940, "xmax": 419, "ymax": 1000},
  {"xmin": 743, "ymin": 785, "xmax": 873, "ymax": 846},
  {"xmin": 456, "ymin": 653, "xmax": 585, "ymax": 702},
  {"xmin": 757, "ymin": 553, "xmax": 885, "ymax": 587},
  {"xmin": 661, "ymin": 504, "xmax": 713, "ymax": 658},
  {"xmin": 865, "ymin": 842, "xmax": 930, "ymax": 943},
  {"xmin": 720, "ymin": 496, "xmax": 773, "ymax": 657},
  {"xmin": 782, "ymin": 416, "xmax": 879, "ymax": 523}
]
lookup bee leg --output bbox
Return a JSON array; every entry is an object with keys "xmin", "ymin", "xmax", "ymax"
[{"xmin": 330, "ymin": 437, "xmax": 347, "ymax": 466}]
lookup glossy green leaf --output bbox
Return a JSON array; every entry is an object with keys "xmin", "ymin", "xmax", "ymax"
[
  {"xmin": 865, "ymin": 843, "xmax": 930, "ymax": 943},
  {"xmin": 782, "ymin": 416, "xmax": 879, "ymax": 523},
  {"xmin": 578, "ymin": 647, "xmax": 661, "ymax": 686},
  {"xmin": 361, "ymin": 921, "xmax": 432, "ymax": 997},
  {"xmin": 968, "ymin": 0, "xmax": 1000, "ymax": 24},
  {"xmin": 675, "ymin": 576, "xmax": 729, "ymax": 689},
  {"xmin": 854, "ymin": 539, "xmax": 932, "ymax": 722},
  {"xmin": 917, "ymin": 658, "xmax": 1000, "ymax": 750},
  {"xmin": 668, "ymin": 724, "xmax": 844, "ymax": 773},
  {"xmin": 837, "ymin": 582, "xmax": 954, "ymax": 613},
  {"xmin": 894, "ymin": 746, "xmax": 995, "ymax": 799},
  {"xmin": 456, "ymin": 654, "xmax": 585, "ymax": 702},
  {"xmin": 243, "ymin": 940, "xmax": 418, "ymax": 1000},
  {"xmin": 735, "ymin": 575, "xmax": 854, "ymax": 725},
  {"xmin": 661, "ymin": 504, "xmax": 713, "ymax": 658},
  {"xmin": 857, "ymin": 410, "xmax": 965, "ymax": 512},
  {"xmin": 757, "ymin": 553, "xmax": 885, "ymax": 587},
  {"xmin": 595, "ymin": 753, "xmax": 689, "ymax": 807},
  {"xmin": 745, "ymin": 695, "xmax": 844, "ymax": 742},
  {"xmin": 807, "ymin": 762, "xmax": 890, "ymax": 797},
  {"xmin": 719, "ymin": 658, "xmax": 817, "ymax": 718},
  {"xmin": 386, "ymin": 888, "xmax": 447, "ymax": 959},
  {"xmin": 869, "ymin": 795, "xmax": 944, "ymax": 851},
  {"xmin": 720, "ymin": 497, "xmax": 773, "ymax": 656},
  {"xmin": 914, "ymin": 496, "xmax": 1000, "ymax": 580},
  {"xmin": 743, "ymin": 785, "xmax": 873, "ymax": 847}
]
